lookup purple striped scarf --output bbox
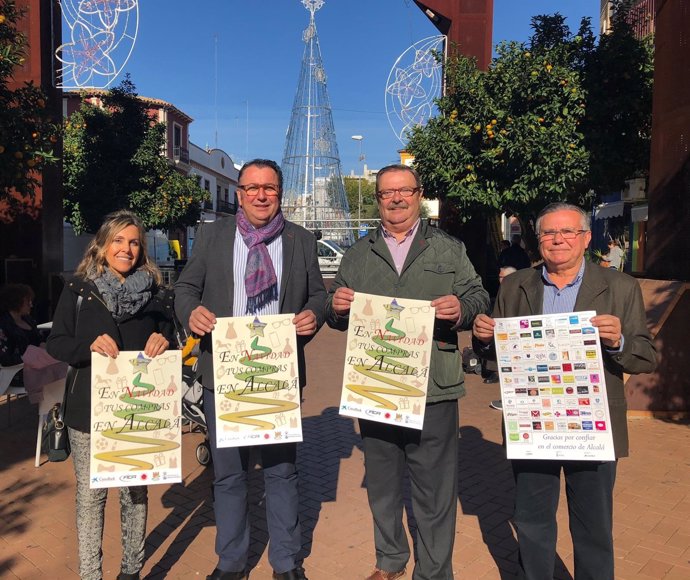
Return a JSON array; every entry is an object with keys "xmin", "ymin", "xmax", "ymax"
[{"xmin": 236, "ymin": 208, "xmax": 285, "ymax": 314}]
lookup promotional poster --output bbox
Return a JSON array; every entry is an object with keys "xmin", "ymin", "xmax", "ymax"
[
  {"xmin": 494, "ymin": 311, "xmax": 615, "ymax": 461},
  {"xmin": 212, "ymin": 314, "xmax": 302, "ymax": 447},
  {"xmin": 89, "ymin": 351, "xmax": 182, "ymax": 488},
  {"xmin": 339, "ymin": 292, "xmax": 434, "ymax": 430}
]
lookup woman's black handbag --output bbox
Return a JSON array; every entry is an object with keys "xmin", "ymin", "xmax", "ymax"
[
  {"xmin": 41, "ymin": 402, "xmax": 70, "ymax": 461},
  {"xmin": 41, "ymin": 295, "xmax": 82, "ymax": 463}
]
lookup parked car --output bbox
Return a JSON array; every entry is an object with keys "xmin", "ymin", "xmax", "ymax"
[{"xmin": 317, "ymin": 239, "xmax": 345, "ymax": 274}]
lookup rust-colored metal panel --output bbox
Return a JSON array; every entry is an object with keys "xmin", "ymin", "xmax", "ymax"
[
  {"xmin": 414, "ymin": 0, "xmax": 494, "ymax": 70},
  {"xmin": 626, "ymin": 281, "xmax": 690, "ymax": 413},
  {"xmin": 646, "ymin": 0, "xmax": 690, "ymax": 281},
  {"xmin": 2, "ymin": 0, "xmax": 63, "ymax": 318}
]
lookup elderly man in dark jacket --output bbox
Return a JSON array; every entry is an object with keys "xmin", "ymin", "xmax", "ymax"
[
  {"xmin": 326, "ymin": 164, "xmax": 489, "ymax": 580},
  {"xmin": 473, "ymin": 202, "xmax": 656, "ymax": 580}
]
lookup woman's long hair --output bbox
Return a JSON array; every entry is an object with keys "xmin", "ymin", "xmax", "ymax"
[{"xmin": 76, "ymin": 210, "xmax": 162, "ymax": 286}]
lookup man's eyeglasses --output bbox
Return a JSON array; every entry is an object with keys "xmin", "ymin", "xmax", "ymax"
[
  {"xmin": 376, "ymin": 187, "xmax": 420, "ymax": 200},
  {"xmin": 539, "ymin": 229, "xmax": 588, "ymax": 241},
  {"xmin": 238, "ymin": 184, "xmax": 280, "ymax": 197}
]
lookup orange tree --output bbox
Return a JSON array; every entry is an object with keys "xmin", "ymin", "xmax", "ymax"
[
  {"xmin": 64, "ymin": 76, "xmax": 208, "ymax": 234},
  {"xmin": 407, "ymin": 9, "xmax": 652, "ymax": 265},
  {"xmin": 0, "ymin": 0, "xmax": 59, "ymax": 212},
  {"xmin": 407, "ymin": 15, "xmax": 594, "ymax": 252}
]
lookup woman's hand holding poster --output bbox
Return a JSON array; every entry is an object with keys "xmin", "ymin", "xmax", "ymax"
[{"xmin": 89, "ymin": 351, "xmax": 182, "ymax": 488}]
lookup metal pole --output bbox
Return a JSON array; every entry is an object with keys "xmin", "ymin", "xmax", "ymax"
[
  {"xmin": 358, "ymin": 163, "xmax": 362, "ymax": 224},
  {"xmin": 352, "ymin": 134, "xmax": 364, "ymax": 232}
]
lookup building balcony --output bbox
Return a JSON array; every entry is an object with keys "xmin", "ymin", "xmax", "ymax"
[
  {"xmin": 216, "ymin": 200, "xmax": 236, "ymax": 215},
  {"xmin": 203, "ymin": 200, "xmax": 214, "ymax": 210},
  {"xmin": 173, "ymin": 146, "xmax": 189, "ymax": 165}
]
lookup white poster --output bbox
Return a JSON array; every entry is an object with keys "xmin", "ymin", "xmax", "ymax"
[
  {"xmin": 212, "ymin": 314, "xmax": 302, "ymax": 447},
  {"xmin": 339, "ymin": 292, "xmax": 434, "ymax": 430},
  {"xmin": 494, "ymin": 311, "xmax": 615, "ymax": 461},
  {"xmin": 90, "ymin": 351, "xmax": 182, "ymax": 488}
]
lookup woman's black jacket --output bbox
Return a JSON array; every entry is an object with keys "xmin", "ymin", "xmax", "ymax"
[{"xmin": 47, "ymin": 276, "xmax": 175, "ymax": 433}]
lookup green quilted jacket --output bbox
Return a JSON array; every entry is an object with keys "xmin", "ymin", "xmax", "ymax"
[{"xmin": 326, "ymin": 220, "xmax": 489, "ymax": 402}]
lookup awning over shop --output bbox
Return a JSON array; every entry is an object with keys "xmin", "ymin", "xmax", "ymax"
[
  {"xmin": 631, "ymin": 204, "xmax": 648, "ymax": 222},
  {"xmin": 594, "ymin": 201, "xmax": 625, "ymax": 220}
]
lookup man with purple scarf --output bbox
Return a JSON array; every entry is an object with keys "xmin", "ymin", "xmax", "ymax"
[{"xmin": 175, "ymin": 159, "xmax": 326, "ymax": 580}]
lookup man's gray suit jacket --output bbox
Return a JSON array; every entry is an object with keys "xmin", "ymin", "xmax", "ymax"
[
  {"xmin": 487, "ymin": 261, "xmax": 656, "ymax": 457},
  {"xmin": 174, "ymin": 215, "xmax": 327, "ymax": 392}
]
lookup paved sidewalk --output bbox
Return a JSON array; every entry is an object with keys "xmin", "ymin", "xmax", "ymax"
[{"xmin": 1, "ymin": 326, "xmax": 689, "ymax": 579}]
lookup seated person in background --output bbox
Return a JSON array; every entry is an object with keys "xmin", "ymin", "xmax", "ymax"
[{"xmin": 0, "ymin": 283, "xmax": 42, "ymax": 369}]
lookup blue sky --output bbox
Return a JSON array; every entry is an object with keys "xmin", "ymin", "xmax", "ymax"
[{"xmin": 107, "ymin": 0, "xmax": 599, "ymax": 175}]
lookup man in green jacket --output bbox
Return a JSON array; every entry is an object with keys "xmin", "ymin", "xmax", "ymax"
[{"xmin": 326, "ymin": 164, "xmax": 489, "ymax": 580}]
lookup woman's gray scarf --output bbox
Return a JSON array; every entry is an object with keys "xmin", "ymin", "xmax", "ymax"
[{"xmin": 93, "ymin": 269, "xmax": 153, "ymax": 321}]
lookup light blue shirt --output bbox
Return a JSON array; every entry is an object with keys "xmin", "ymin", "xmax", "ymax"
[
  {"xmin": 233, "ymin": 229, "xmax": 283, "ymax": 316},
  {"xmin": 542, "ymin": 259, "xmax": 623, "ymax": 351},
  {"xmin": 541, "ymin": 260, "xmax": 585, "ymax": 315}
]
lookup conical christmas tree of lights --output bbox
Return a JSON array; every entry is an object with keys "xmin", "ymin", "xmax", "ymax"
[{"xmin": 282, "ymin": 0, "xmax": 353, "ymax": 246}]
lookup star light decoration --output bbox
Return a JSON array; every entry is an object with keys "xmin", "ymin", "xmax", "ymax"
[
  {"xmin": 385, "ymin": 35, "xmax": 446, "ymax": 145},
  {"xmin": 384, "ymin": 299, "xmax": 405, "ymax": 320},
  {"xmin": 56, "ymin": 0, "xmax": 139, "ymax": 88},
  {"xmin": 247, "ymin": 317, "xmax": 267, "ymax": 338},
  {"xmin": 302, "ymin": 0, "xmax": 324, "ymax": 15},
  {"xmin": 130, "ymin": 352, "xmax": 151, "ymax": 373}
]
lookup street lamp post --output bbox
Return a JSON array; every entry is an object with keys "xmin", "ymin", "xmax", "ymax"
[{"xmin": 351, "ymin": 135, "xmax": 364, "ymax": 226}]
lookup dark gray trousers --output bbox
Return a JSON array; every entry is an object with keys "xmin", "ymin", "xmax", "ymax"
[
  {"xmin": 205, "ymin": 387, "xmax": 301, "ymax": 575},
  {"xmin": 512, "ymin": 459, "xmax": 617, "ymax": 580},
  {"xmin": 359, "ymin": 400, "xmax": 458, "ymax": 580}
]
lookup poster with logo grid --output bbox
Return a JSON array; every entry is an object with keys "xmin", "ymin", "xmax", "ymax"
[
  {"xmin": 212, "ymin": 314, "xmax": 302, "ymax": 447},
  {"xmin": 89, "ymin": 351, "xmax": 182, "ymax": 489},
  {"xmin": 494, "ymin": 311, "xmax": 615, "ymax": 461},
  {"xmin": 339, "ymin": 292, "xmax": 434, "ymax": 430}
]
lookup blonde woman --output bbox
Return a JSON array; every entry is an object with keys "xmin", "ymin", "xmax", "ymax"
[{"xmin": 48, "ymin": 210, "xmax": 175, "ymax": 580}]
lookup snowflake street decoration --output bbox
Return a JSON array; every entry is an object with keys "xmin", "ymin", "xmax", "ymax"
[
  {"xmin": 56, "ymin": 0, "xmax": 139, "ymax": 89},
  {"xmin": 385, "ymin": 35, "xmax": 446, "ymax": 145}
]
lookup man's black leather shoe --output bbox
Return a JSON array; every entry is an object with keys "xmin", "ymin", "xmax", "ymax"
[
  {"xmin": 273, "ymin": 566, "xmax": 308, "ymax": 580},
  {"xmin": 206, "ymin": 569, "xmax": 247, "ymax": 580}
]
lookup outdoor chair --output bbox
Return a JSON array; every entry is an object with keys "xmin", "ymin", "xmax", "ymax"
[{"xmin": 0, "ymin": 363, "xmax": 27, "ymax": 425}]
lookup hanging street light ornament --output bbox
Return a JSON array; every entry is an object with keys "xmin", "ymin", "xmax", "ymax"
[
  {"xmin": 56, "ymin": 0, "xmax": 139, "ymax": 89},
  {"xmin": 302, "ymin": 0, "xmax": 325, "ymax": 15}
]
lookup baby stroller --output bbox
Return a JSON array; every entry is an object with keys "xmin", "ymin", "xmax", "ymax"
[{"xmin": 180, "ymin": 335, "xmax": 212, "ymax": 466}]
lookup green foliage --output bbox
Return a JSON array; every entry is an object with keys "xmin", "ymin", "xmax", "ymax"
[
  {"xmin": 408, "ymin": 15, "xmax": 593, "ymax": 224},
  {"xmin": 582, "ymin": 5, "xmax": 654, "ymax": 194},
  {"xmin": 63, "ymin": 76, "xmax": 208, "ymax": 233},
  {"xmin": 343, "ymin": 176, "xmax": 378, "ymax": 219},
  {"xmin": 0, "ymin": 0, "xmax": 60, "ymax": 212},
  {"xmin": 406, "ymin": 11, "xmax": 653, "ymax": 240}
]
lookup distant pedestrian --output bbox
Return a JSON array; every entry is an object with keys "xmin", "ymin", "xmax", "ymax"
[
  {"xmin": 602, "ymin": 239, "xmax": 625, "ymax": 270},
  {"xmin": 499, "ymin": 234, "xmax": 531, "ymax": 270}
]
